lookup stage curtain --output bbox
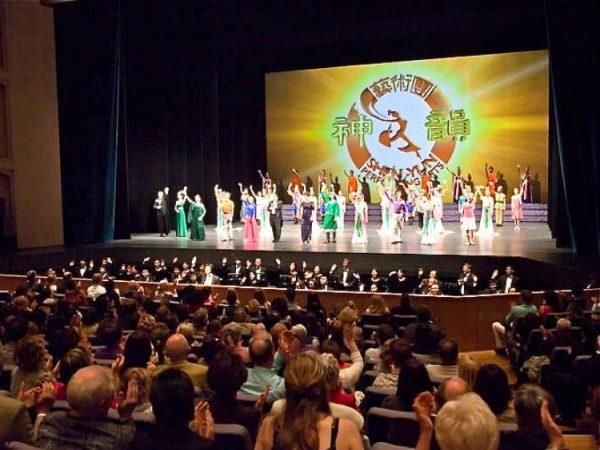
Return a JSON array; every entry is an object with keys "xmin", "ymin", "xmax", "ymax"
[
  {"xmin": 54, "ymin": 0, "xmax": 129, "ymax": 245},
  {"xmin": 545, "ymin": 0, "xmax": 600, "ymax": 257}
]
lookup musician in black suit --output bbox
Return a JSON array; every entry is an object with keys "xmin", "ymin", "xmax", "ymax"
[
  {"xmin": 329, "ymin": 258, "xmax": 359, "ymax": 291},
  {"xmin": 269, "ymin": 194, "xmax": 283, "ymax": 242},
  {"xmin": 387, "ymin": 268, "xmax": 411, "ymax": 293},
  {"xmin": 457, "ymin": 262, "xmax": 479, "ymax": 295},
  {"xmin": 153, "ymin": 188, "xmax": 169, "ymax": 237},
  {"xmin": 498, "ymin": 264, "xmax": 520, "ymax": 293},
  {"xmin": 200, "ymin": 264, "xmax": 221, "ymax": 286}
]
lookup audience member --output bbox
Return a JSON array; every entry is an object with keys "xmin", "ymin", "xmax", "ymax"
[
  {"xmin": 474, "ymin": 363, "xmax": 515, "ymax": 422},
  {"xmin": 425, "ymin": 338, "xmax": 459, "ymax": 383},
  {"xmin": 241, "ymin": 333, "xmax": 285, "ymax": 403}
]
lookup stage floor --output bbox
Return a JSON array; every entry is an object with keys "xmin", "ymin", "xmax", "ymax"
[{"xmin": 122, "ymin": 222, "xmax": 568, "ymax": 260}]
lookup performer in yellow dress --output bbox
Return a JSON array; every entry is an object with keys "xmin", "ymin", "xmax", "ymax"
[{"xmin": 494, "ymin": 186, "xmax": 506, "ymax": 226}]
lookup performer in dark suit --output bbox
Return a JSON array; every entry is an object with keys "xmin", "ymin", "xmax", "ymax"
[
  {"xmin": 329, "ymin": 258, "xmax": 359, "ymax": 291},
  {"xmin": 269, "ymin": 194, "xmax": 283, "ymax": 242},
  {"xmin": 498, "ymin": 265, "xmax": 520, "ymax": 293},
  {"xmin": 457, "ymin": 262, "xmax": 479, "ymax": 295},
  {"xmin": 154, "ymin": 189, "xmax": 169, "ymax": 237}
]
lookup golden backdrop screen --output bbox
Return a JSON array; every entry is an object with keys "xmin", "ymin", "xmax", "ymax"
[{"xmin": 265, "ymin": 50, "xmax": 549, "ymax": 202}]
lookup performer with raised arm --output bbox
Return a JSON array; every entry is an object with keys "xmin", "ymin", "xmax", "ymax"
[
  {"xmin": 220, "ymin": 191, "xmax": 235, "ymax": 242},
  {"xmin": 174, "ymin": 192, "xmax": 188, "ymax": 237},
  {"xmin": 383, "ymin": 187, "xmax": 407, "ymax": 244},
  {"xmin": 238, "ymin": 183, "xmax": 249, "ymax": 224},
  {"xmin": 318, "ymin": 169, "xmax": 328, "ymax": 194},
  {"xmin": 251, "ymin": 185, "xmax": 271, "ymax": 240},
  {"xmin": 511, "ymin": 186, "xmax": 524, "ymax": 231},
  {"xmin": 187, "ymin": 194, "xmax": 206, "ymax": 241},
  {"xmin": 419, "ymin": 194, "xmax": 436, "ymax": 245},
  {"xmin": 431, "ymin": 183, "xmax": 449, "ymax": 234},
  {"xmin": 291, "ymin": 168, "xmax": 302, "ymax": 189},
  {"xmin": 484, "ymin": 162, "xmax": 498, "ymax": 198},
  {"xmin": 461, "ymin": 188, "xmax": 480, "ymax": 246},
  {"xmin": 446, "ymin": 166, "xmax": 464, "ymax": 203},
  {"xmin": 494, "ymin": 185, "xmax": 506, "ymax": 227},
  {"xmin": 257, "ymin": 169, "xmax": 272, "ymax": 192},
  {"xmin": 377, "ymin": 184, "xmax": 392, "ymax": 236},
  {"xmin": 300, "ymin": 192, "xmax": 316, "ymax": 244},
  {"xmin": 350, "ymin": 191, "xmax": 368, "ymax": 244},
  {"xmin": 153, "ymin": 188, "xmax": 169, "ymax": 237},
  {"xmin": 478, "ymin": 186, "xmax": 495, "ymax": 237},
  {"xmin": 308, "ymin": 187, "xmax": 321, "ymax": 241},
  {"xmin": 458, "ymin": 184, "xmax": 472, "ymax": 224},
  {"xmin": 517, "ymin": 164, "xmax": 532, "ymax": 203},
  {"xmin": 321, "ymin": 189, "xmax": 339, "ymax": 243},
  {"xmin": 343, "ymin": 169, "xmax": 359, "ymax": 199},
  {"xmin": 214, "ymin": 184, "xmax": 224, "ymax": 232},
  {"xmin": 241, "ymin": 190, "xmax": 259, "ymax": 242},
  {"xmin": 287, "ymin": 182, "xmax": 305, "ymax": 224},
  {"xmin": 335, "ymin": 188, "xmax": 346, "ymax": 231}
]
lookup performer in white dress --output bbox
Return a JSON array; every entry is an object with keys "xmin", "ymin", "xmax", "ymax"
[
  {"xmin": 251, "ymin": 186, "xmax": 272, "ymax": 240},
  {"xmin": 419, "ymin": 195, "xmax": 437, "ymax": 245},
  {"xmin": 336, "ymin": 189, "xmax": 346, "ymax": 231},
  {"xmin": 431, "ymin": 184, "xmax": 449, "ymax": 234},
  {"xmin": 377, "ymin": 184, "xmax": 393, "ymax": 236},
  {"xmin": 477, "ymin": 186, "xmax": 495, "ymax": 237}
]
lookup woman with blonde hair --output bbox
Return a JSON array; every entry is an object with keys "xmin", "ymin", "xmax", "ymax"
[
  {"xmin": 365, "ymin": 295, "xmax": 389, "ymax": 314},
  {"xmin": 458, "ymin": 353, "xmax": 481, "ymax": 387},
  {"xmin": 255, "ymin": 353, "xmax": 362, "ymax": 450}
]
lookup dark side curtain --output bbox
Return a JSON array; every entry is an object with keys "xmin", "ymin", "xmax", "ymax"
[
  {"xmin": 546, "ymin": 0, "xmax": 600, "ymax": 257},
  {"xmin": 54, "ymin": 0, "xmax": 129, "ymax": 245}
]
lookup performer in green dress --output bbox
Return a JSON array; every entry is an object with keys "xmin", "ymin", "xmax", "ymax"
[
  {"xmin": 188, "ymin": 194, "xmax": 206, "ymax": 241},
  {"xmin": 175, "ymin": 192, "xmax": 188, "ymax": 237},
  {"xmin": 321, "ymin": 191, "xmax": 340, "ymax": 243}
]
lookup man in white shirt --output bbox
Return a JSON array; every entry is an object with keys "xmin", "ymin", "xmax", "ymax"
[
  {"xmin": 86, "ymin": 273, "xmax": 106, "ymax": 301},
  {"xmin": 426, "ymin": 338, "xmax": 459, "ymax": 383}
]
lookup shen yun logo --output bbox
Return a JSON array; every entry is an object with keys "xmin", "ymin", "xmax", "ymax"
[{"xmin": 331, "ymin": 74, "xmax": 471, "ymax": 183}]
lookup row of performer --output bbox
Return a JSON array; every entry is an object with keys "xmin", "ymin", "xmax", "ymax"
[{"xmin": 152, "ymin": 175, "xmax": 527, "ymax": 247}]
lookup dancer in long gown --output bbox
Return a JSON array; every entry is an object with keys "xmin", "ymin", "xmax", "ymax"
[
  {"xmin": 242, "ymin": 194, "xmax": 259, "ymax": 242},
  {"xmin": 351, "ymin": 192, "xmax": 368, "ymax": 244},
  {"xmin": 419, "ymin": 195, "xmax": 436, "ymax": 245},
  {"xmin": 511, "ymin": 187, "xmax": 524, "ymax": 231},
  {"xmin": 384, "ymin": 189, "xmax": 407, "ymax": 244},
  {"xmin": 431, "ymin": 185, "xmax": 449, "ymax": 234},
  {"xmin": 494, "ymin": 186, "xmax": 506, "ymax": 227},
  {"xmin": 308, "ymin": 188, "xmax": 321, "ymax": 241},
  {"xmin": 174, "ymin": 192, "xmax": 188, "ymax": 237},
  {"xmin": 257, "ymin": 169, "xmax": 272, "ymax": 192},
  {"xmin": 300, "ymin": 194, "xmax": 316, "ymax": 244},
  {"xmin": 187, "ymin": 194, "xmax": 206, "ymax": 241},
  {"xmin": 458, "ymin": 185, "xmax": 471, "ymax": 225},
  {"xmin": 477, "ymin": 187, "xmax": 495, "ymax": 237},
  {"xmin": 336, "ymin": 189, "xmax": 346, "ymax": 231},
  {"xmin": 214, "ymin": 185, "xmax": 224, "ymax": 232},
  {"xmin": 287, "ymin": 183, "xmax": 305, "ymax": 224},
  {"xmin": 377, "ymin": 184, "xmax": 393, "ymax": 236},
  {"xmin": 321, "ymin": 190, "xmax": 339, "ymax": 243},
  {"xmin": 252, "ymin": 186, "xmax": 272, "ymax": 240}
]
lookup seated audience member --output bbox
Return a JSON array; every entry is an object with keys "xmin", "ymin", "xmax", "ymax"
[
  {"xmin": 0, "ymin": 316, "xmax": 28, "ymax": 365},
  {"xmin": 412, "ymin": 323, "xmax": 443, "ymax": 363},
  {"xmin": 95, "ymin": 318, "xmax": 124, "ymax": 360},
  {"xmin": 53, "ymin": 347, "xmax": 93, "ymax": 400},
  {"xmin": 405, "ymin": 305, "xmax": 444, "ymax": 345},
  {"xmin": 0, "ymin": 394, "xmax": 33, "ymax": 444},
  {"xmin": 10, "ymin": 336, "xmax": 55, "ymax": 396},
  {"xmin": 364, "ymin": 294, "xmax": 389, "ymax": 314},
  {"xmin": 86, "ymin": 273, "xmax": 106, "ymax": 301},
  {"xmin": 491, "ymin": 290, "xmax": 538, "ymax": 353},
  {"xmin": 540, "ymin": 348, "xmax": 586, "ymax": 425},
  {"xmin": 156, "ymin": 333, "xmax": 209, "ymax": 392},
  {"xmin": 364, "ymin": 323, "xmax": 396, "ymax": 364},
  {"xmin": 121, "ymin": 367, "xmax": 152, "ymax": 413},
  {"xmin": 413, "ymin": 392, "xmax": 499, "ymax": 450},
  {"xmin": 457, "ymin": 353, "xmax": 481, "ymax": 387},
  {"xmin": 320, "ymin": 353, "xmax": 358, "ymax": 410},
  {"xmin": 539, "ymin": 290, "xmax": 560, "ymax": 317},
  {"xmin": 435, "ymin": 376, "xmax": 470, "ymax": 409},
  {"xmin": 426, "ymin": 338, "xmax": 459, "ymax": 383},
  {"xmin": 474, "ymin": 363, "xmax": 515, "ymax": 422},
  {"xmin": 208, "ymin": 350, "xmax": 262, "ymax": 438},
  {"xmin": 499, "ymin": 384, "xmax": 564, "ymax": 450},
  {"xmin": 551, "ymin": 318, "xmax": 578, "ymax": 351},
  {"xmin": 241, "ymin": 333, "xmax": 285, "ymax": 403},
  {"xmin": 131, "ymin": 368, "xmax": 216, "ymax": 450},
  {"xmin": 390, "ymin": 292, "xmax": 417, "ymax": 315},
  {"xmin": 321, "ymin": 326, "xmax": 363, "ymax": 391},
  {"xmin": 122, "ymin": 330, "xmax": 153, "ymax": 371},
  {"xmin": 37, "ymin": 366, "xmax": 138, "ymax": 449},
  {"xmin": 373, "ymin": 337, "xmax": 413, "ymax": 388},
  {"xmin": 220, "ymin": 322, "xmax": 250, "ymax": 363},
  {"xmin": 383, "ymin": 358, "xmax": 433, "ymax": 411},
  {"xmin": 256, "ymin": 353, "xmax": 363, "ymax": 450}
]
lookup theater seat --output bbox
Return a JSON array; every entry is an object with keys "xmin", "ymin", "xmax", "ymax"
[
  {"xmin": 367, "ymin": 407, "xmax": 421, "ymax": 448},
  {"xmin": 236, "ymin": 392, "xmax": 259, "ymax": 407},
  {"xmin": 361, "ymin": 386, "xmax": 395, "ymax": 414},
  {"xmin": 6, "ymin": 443, "xmax": 43, "ymax": 450},
  {"xmin": 214, "ymin": 424, "xmax": 252, "ymax": 450},
  {"xmin": 357, "ymin": 370, "xmax": 380, "ymax": 391}
]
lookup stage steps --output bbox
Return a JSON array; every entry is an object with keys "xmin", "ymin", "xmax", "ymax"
[{"xmin": 282, "ymin": 203, "xmax": 547, "ymax": 223}]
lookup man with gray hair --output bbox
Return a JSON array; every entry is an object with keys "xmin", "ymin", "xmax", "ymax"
[{"xmin": 36, "ymin": 365, "xmax": 138, "ymax": 450}]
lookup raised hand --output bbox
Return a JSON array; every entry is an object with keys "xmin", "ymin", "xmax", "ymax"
[
  {"xmin": 193, "ymin": 401, "xmax": 215, "ymax": 440},
  {"xmin": 540, "ymin": 400, "xmax": 564, "ymax": 449},
  {"xmin": 255, "ymin": 384, "xmax": 271, "ymax": 410},
  {"xmin": 117, "ymin": 379, "xmax": 139, "ymax": 420},
  {"xmin": 412, "ymin": 391, "xmax": 435, "ymax": 432}
]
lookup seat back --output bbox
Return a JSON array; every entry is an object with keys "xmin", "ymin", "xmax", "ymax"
[
  {"xmin": 361, "ymin": 313, "xmax": 385, "ymax": 326},
  {"xmin": 391, "ymin": 315, "xmax": 418, "ymax": 329},
  {"xmin": 371, "ymin": 443, "xmax": 415, "ymax": 450},
  {"xmin": 361, "ymin": 386, "xmax": 395, "ymax": 414},
  {"xmin": 367, "ymin": 407, "xmax": 419, "ymax": 446},
  {"xmin": 214, "ymin": 424, "xmax": 253, "ymax": 450},
  {"xmin": 6, "ymin": 442, "xmax": 44, "ymax": 450},
  {"xmin": 236, "ymin": 392, "xmax": 259, "ymax": 407}
]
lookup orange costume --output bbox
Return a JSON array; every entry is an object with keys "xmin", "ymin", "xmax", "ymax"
[
  {"xmin": 348, "ymin": 174, "xmax": 358, "ymax": 195},
  {"xmin": 486, "ymin": 172, "xmax": 498, "ymax": 198},
  {"xmin": 292, "ymin": 173, "xmax": 301, "ymax": 188},
  {"xmin": 221, "ymin": 199, "xmax": 234, "ymax": 215},
  {"xmin": 421, "ymin": 172, "xmax": 430, "ymax": 196}
]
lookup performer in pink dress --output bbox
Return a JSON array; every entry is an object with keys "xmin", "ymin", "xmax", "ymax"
[
  {"xmin": 510, "ymin": 187, "xmax": 524, "ymax": 231},
  {"xmin": 461, "ymin": 191, "xmax": 478, "ymax": 246}
]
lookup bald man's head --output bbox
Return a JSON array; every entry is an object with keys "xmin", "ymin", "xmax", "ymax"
[
  {"xmin": 437, "ymin": 377, "xmax": 471, "ymax": 408},
  {"xmin": 165, "ymin": 333, "xmax": 190, "ymax": 363},
  {"xmin": 249, "ymin": 335, "xmax": 274, "ymax": 367},
  {"xmin": 67, "ymin": 366, "xmax": 114, "ymax": 418}
]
